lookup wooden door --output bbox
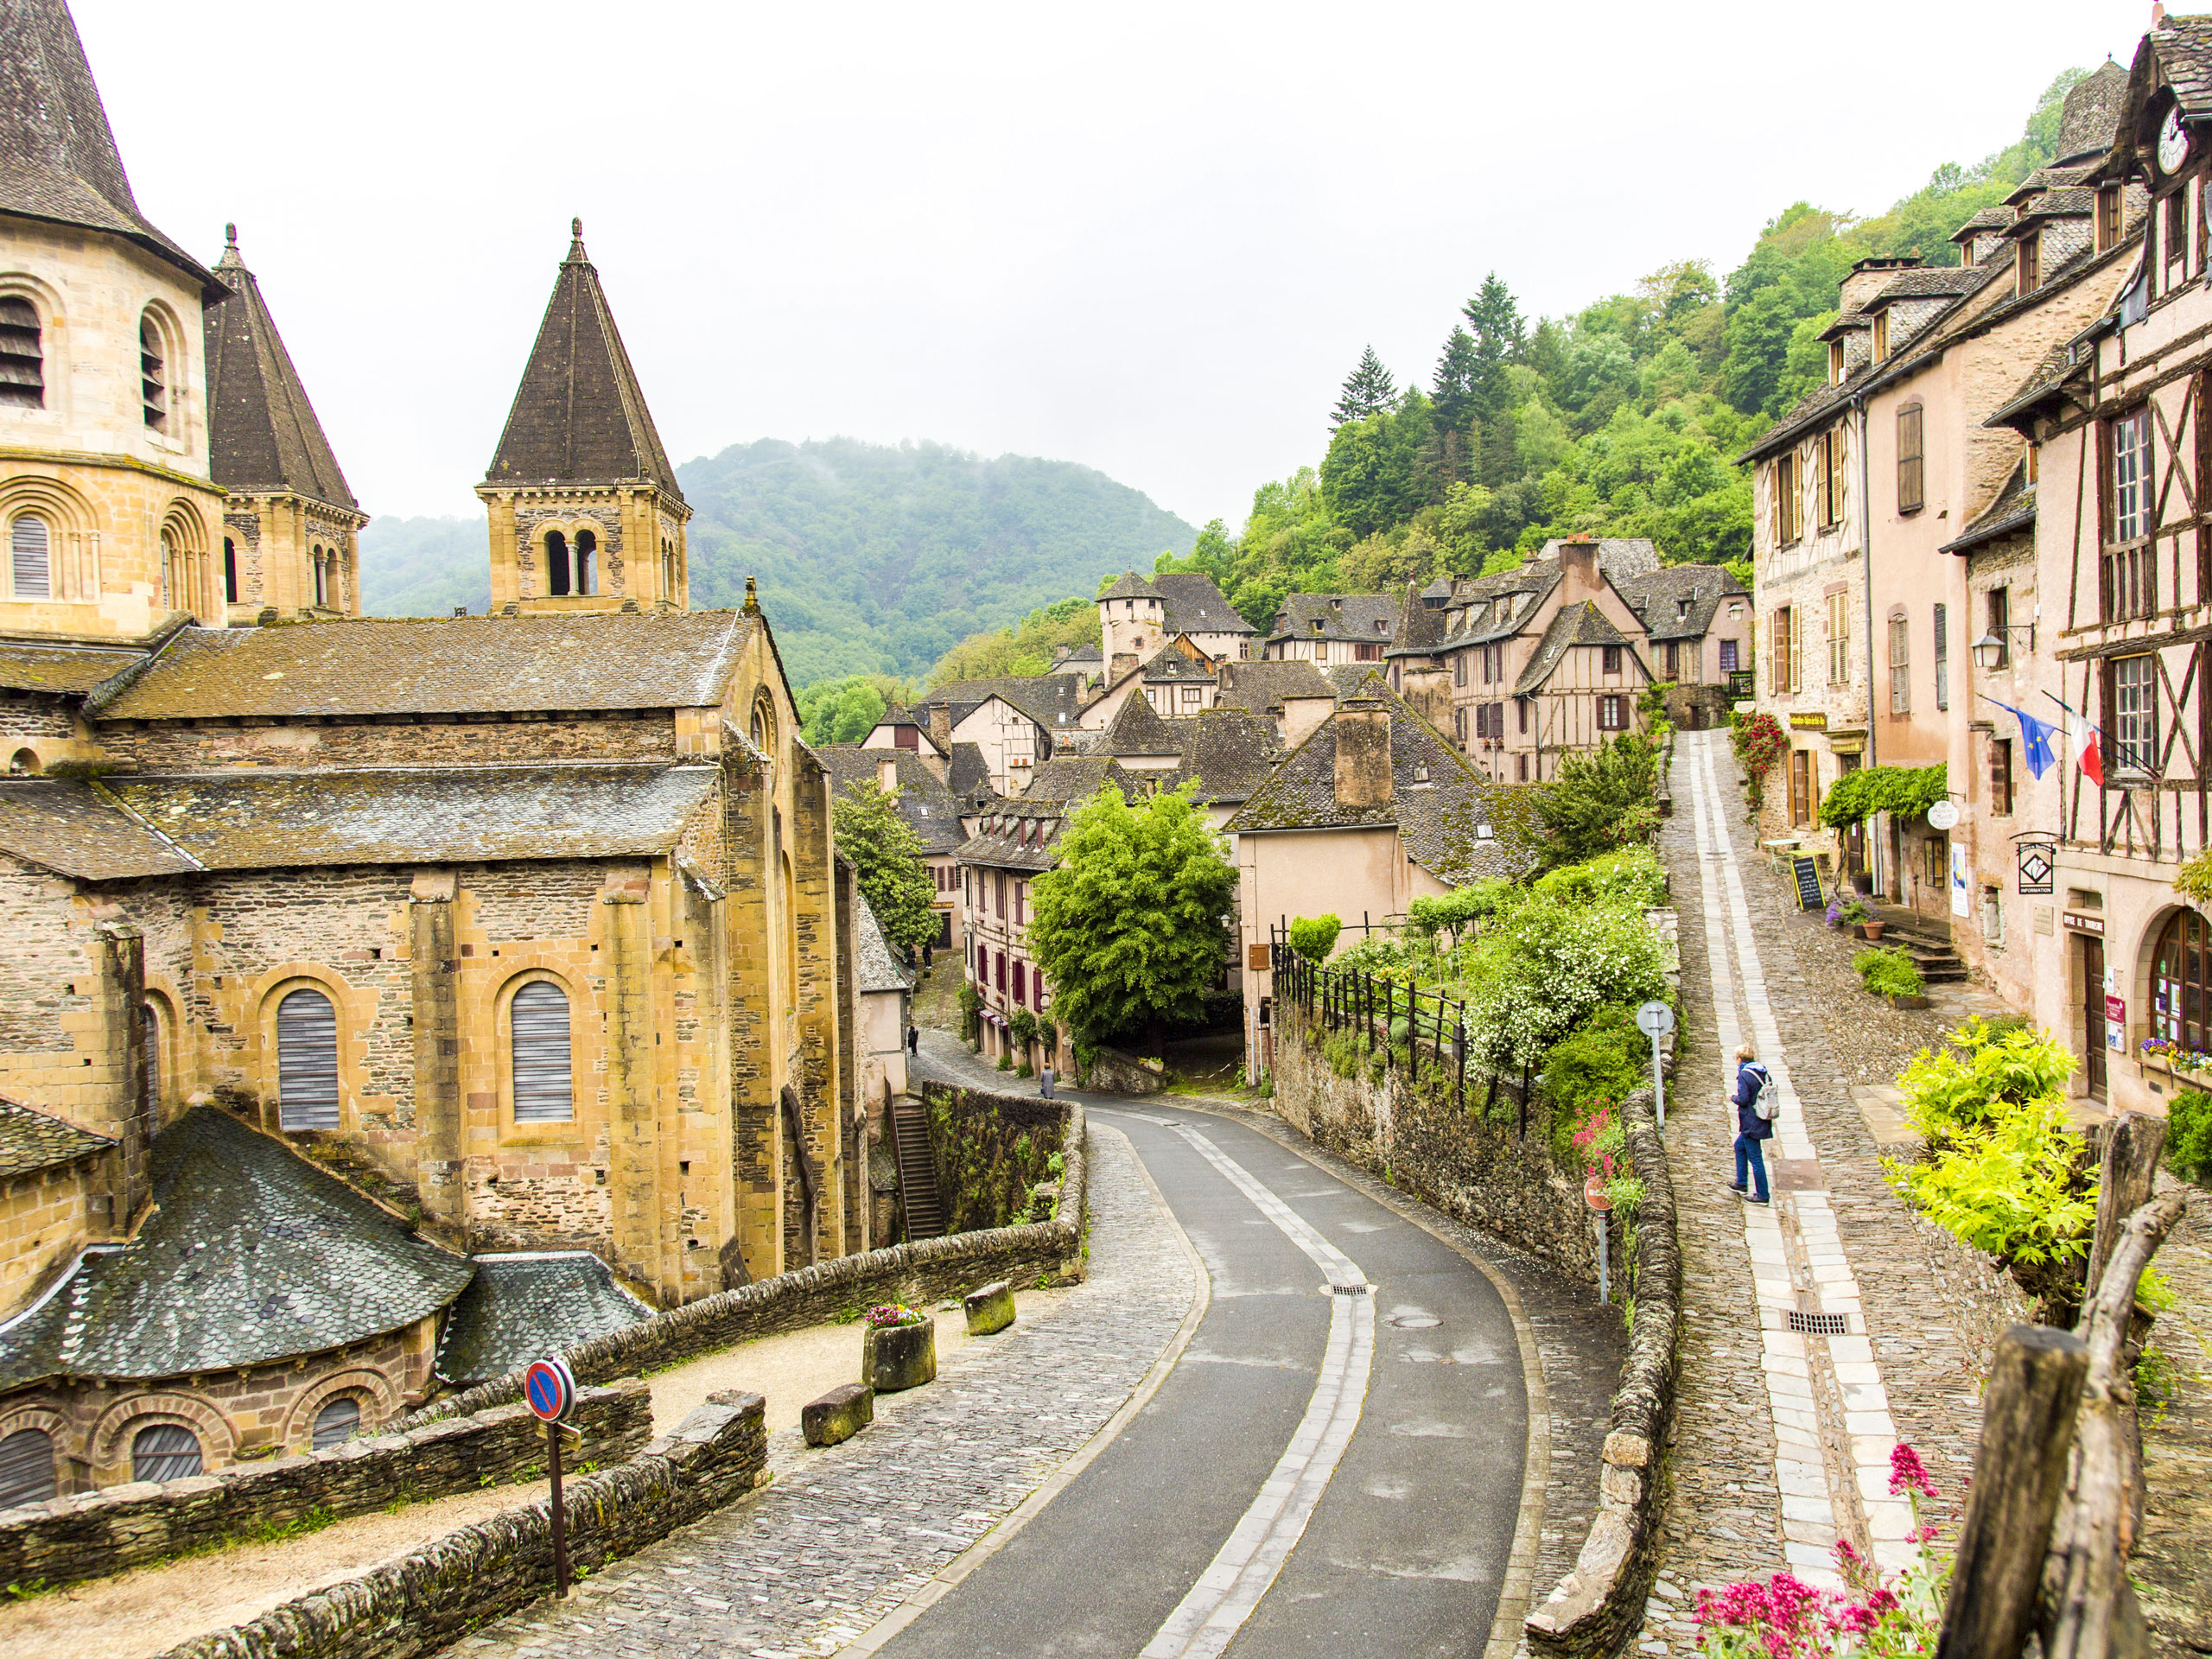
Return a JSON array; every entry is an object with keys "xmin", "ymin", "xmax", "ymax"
[{"xmin": 2083, "ymin": 936, "xmax": 2107, "ymax": 1097}]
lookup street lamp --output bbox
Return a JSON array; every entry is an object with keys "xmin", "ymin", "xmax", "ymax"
[{"xmin": 1971, "ymin": 625, "xmax": 2035, "ymax": 671}]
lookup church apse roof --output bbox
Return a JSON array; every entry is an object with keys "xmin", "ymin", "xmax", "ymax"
[
  {"xmin": 483, "ymin": 221, "xmax": 682, "ymax": 499},
  {"xmin": 205, "ymin": 227, "xmax": 358, "ymax": 513}
]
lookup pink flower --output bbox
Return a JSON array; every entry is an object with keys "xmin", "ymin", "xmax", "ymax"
[{"xmin": 1889, "ymin": 1441, "xmax": 1938, "ymax": 1499}]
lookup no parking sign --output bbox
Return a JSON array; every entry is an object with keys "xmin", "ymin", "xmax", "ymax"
[{"xmin": 524, "ymin": 1356, "xmax": 576, "ymax": 1423}]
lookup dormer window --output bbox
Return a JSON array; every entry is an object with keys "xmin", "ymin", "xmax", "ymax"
[
  {"xmin": 1677, "ymin": 599, "xmax": 1691, "ymax": 620},
  {"xmin": 1828, "ymin": 339, "xmax": 1846, "ymax": 385},
  {"xmin": 0, "ymin": 297, "xmax": 42, "ymax": 409},
  {"xmin": 1870, "ymin": 311, "xmax": 1889, "ymax": 363},
  {"xmin": 2167, "ymin": 190, "xmax": 2190, "ymax": 279},
  {"xmin": 1373, "ymin": 619, "xmax": 1387, "ymax": 633},
  {"xmin": 2018, "ymin": 235, "xmax": 2039, "ymax": 295},
  {"xmin": 2097, "ymin": 187, "xmax": 2122, "ymax": 252},
  {"xmin": 139, "ymin": 312, "xmax": 168, "ymax": 432},
  {"xmin": 1310, "ymin": 619, "xmax": 1324, "ymax": 634}
]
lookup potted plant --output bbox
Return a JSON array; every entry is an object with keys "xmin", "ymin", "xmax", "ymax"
[
  {"xmin": 861, "ymin": 1303, "xmax": 937, "ymax": 1392},
  {"xmin": 1840, "ymin": 898, "xmax": 1883, "ymax": 940},
  {"xmin": 1855, "ymin": 946, "xmax": 1928, "ymax": 1009}
]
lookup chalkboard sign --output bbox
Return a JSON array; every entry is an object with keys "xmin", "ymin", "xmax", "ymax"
[{"xmin": 1791, "ymin": 855, "xmax": 1822, "ymax": 912}]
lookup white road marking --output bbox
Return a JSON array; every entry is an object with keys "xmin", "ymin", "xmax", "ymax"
[{"xmin": 1141, "ymin": 1121, "xmax": 1376, "ymax": 1659}]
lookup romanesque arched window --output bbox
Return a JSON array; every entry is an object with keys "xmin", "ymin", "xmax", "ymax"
[
  {"xmin": 10, "ymin": 513, "xmax": 48, "ymax": 600},
  {"xmin": 312, "ymin": 546, "xmax": 327, "ymax": 607},
  {"xmin": 0, "ymin": 1428, "xmax": 54, "ymax": 1510},
  {"xmin": 276, "ymin": 987, "xmax": 340, "ymax": 1130},
  {"xmin": 510, "ymin": 981, "xmax": 574, "ymax": 1122},
  {"xmin": 2152, "ymin": 910, "xmax": 2212, "ymax": 1055},
  {"xmin": 661, "ymin": 538, "xmax": 674, "ymax": 599},
  {"xmin": 546, "ymin": 531, "xmax": 570, "ymax": 597},
  {"xmin": 574, "ymin": 529, "xmax": 596, "ymax": 595},
  {"xmin": 139, "ymin": 312, "xmax": 168, "ymax": 432},
  {"xmin": 223, "ymin": 537, "xmax": 238, "ymax": 605},
  {"xmin": 311, "ymin": 1397, "xmax": 360, "ymax": 1450},
  {"xmin": 142, "ymin": 1001, "xmax": 161, "ymax": 1117},
  {"xmin": 0, "ymin": 297, "xmax": 41, "ymax": 410},
  {"xmin": 131, "ymin": 1423, "xmax": 201, "ymax": 1482}
]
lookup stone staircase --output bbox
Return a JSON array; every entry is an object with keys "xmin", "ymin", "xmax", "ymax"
[
  {"xmin": 1870, "ymin": 906, "xmax": 1969, "ymax": 985},
  {"xmin": 887, "ymin": 1096, "xmax": 944, "ymax": 1241}
]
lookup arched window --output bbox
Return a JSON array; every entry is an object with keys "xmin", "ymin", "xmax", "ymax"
[
  {"xmin": 142, "ymin": 1001, "xmax": 160, "ymax": 1116},
  {"xmin": 276, "ymin": 987, "xmax": 340, "ymax": 1130},
  {"xmin": 510, "ymin": 981, "xmax": 574, "ymax": 1122},
  {"xmin": 311, "ymin": 1396, "xmax": 360, "ymax": 1450},
  {"xmin": 10, "ymin": 513, "xmax": 49, "ymax": 600},
  {"xmin": 139, "ymin": 313, "xmax": 168, "ymax": 432},
  {"xmin": 160, "ymin": 527, "xmax": 179, "ymax": 613},
  {"xmin": 222, "ymin": 537, "xmax": 238, "ymax": 605},
  {"xmin": 131, "ymin": 1422, "xmax": 201, "ymax": 1482},
  {"xmin": 0, "ymin": 297, "xmax": 41, "ymax": 410},
  {"xmin": 0, "ymin": 1427, "xmax": 54, "ymax": 1510},
  {"xmin": 574, "ymin": 529, "xmax": 596, "ymax": 595},
  {"xmin": 661, "ymin": 538, "xmax": 674, "ymax": 599},
  {"xmin": 2152, "ymin": 910, "xmax": 2212, "ymax": 1055},
  {"xmin": 311, "ymin": 547, "xmax": 326, "ymax": 607},
  {"xmin": 7, "ymin": 748, "xmax": 36, "ymax": 776},
  {"xmin": 545, "ymin": 531, "xmax": 570, "ymax": 597}
]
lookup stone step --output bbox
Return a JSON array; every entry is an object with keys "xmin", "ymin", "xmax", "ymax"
[{"xmin": 889, "ymin": 1098, "xmax": 944, "ymax": 1240}]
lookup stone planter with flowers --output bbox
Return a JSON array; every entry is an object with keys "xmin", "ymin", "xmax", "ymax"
[{"xmin": 861, "ymin": 1304, "xmax": 937, "ymax": 1393}]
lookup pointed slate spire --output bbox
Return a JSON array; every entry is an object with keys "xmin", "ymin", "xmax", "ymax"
[
  {"xmin": 483, "ymin": 219, "xmax": 683, "ymax": 499},
  {"xmin": 0, "ymin": 0, "xmax": 222, "ymax": 294},
  {"xmin": 202, "ymin": 226, "xmax": 358, "ymax": 511}
]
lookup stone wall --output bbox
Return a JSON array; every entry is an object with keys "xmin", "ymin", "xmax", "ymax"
[
  {"xmin": 164, "ymin": 1389, "xmax": 766, "ymax": 1659},
  {"xmin": 382, "ymin": 1105, "xmax": 1086, "ymax": 1433},
  {"xmin": 0, "ymin": 1379, "xmax": 651, "ymax": 1592},
  {"xmin": 0, "ymin": 1154, "xmax": 101, "ymax": 1320},
  {"xmin": 915, "ymin": 1079, "xmax": 1065, "ymax": 1233},
  {"xmin": 96, "ymin": 712, "xmax": 681, "ymax": 774}
]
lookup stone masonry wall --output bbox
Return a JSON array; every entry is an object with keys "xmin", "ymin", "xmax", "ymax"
[
  {"xmin": 0, "ymin": 1155, "xmax": 99, "ymax": 1319},
  {"xmin": 916, "ymin": 1079, "xmax": 1065, "ymax": 1233},
  {"xmin": 163, "ymin": 1389, "xmax": 766, "ymax": 1659},
  {"xmin": 98, "ymin": 713, "xmax": 680, "ymax": 773},
  {"xmin": 0, "ymin": 1379, "xmax": 651, "ymax": 1592}
]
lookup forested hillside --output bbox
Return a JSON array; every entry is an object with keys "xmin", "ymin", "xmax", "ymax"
[
  {"xmin": 360, "ymin": 437, "xmax": 1194, "ymax": 686},
  {"xmin": 1148, "ymin": 68, "xmax": 2089, "ymax": 632}
]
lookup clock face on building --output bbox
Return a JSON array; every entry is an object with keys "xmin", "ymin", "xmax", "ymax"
[{"xmin": 2158, "ymin": 105, "xmax": 2191, "ymax": 176}]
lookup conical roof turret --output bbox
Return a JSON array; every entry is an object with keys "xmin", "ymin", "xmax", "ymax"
[{"xmin": 203, "ymin": 225, "xmax": 357, "ymax": 511}]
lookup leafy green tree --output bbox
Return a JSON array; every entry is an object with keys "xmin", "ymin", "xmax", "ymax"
[
  {"xmin": 830, "ymin": 780, "xmax": 940, "ymax": 955},
  {"xmin": 798, "ymin": 676, "xmax": 891, "ymax": 747},
  {"xmin": 1536, "ymin": 734, "xmax": 1659, "ymax": 867},
  {"xmin": 1027, "ymin": 786, "xmax": 1236, "ymax": 1055},
  {"xmin": 1333, "ymin": 346, "xmax": 1398, "ymax": 426},
  {"xmin": 1288, "ymin": 913, "xmax": 1342, "ymax": 963},
  {"xmin": 927, "ymin": 594, "xmax": 1102, "ymax": 686}
]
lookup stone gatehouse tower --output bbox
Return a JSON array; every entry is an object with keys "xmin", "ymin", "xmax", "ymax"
[{"xmin": 0, "ymin": 0, "xmax": 861, "ymax": 1499}]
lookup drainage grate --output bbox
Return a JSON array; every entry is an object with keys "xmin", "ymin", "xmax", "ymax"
[{"xmin": 1788, "ymin": 1311, "xmax": 1850, "ymax": 1336}]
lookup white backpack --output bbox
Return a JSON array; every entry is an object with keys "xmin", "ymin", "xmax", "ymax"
[{"xmin": 1751, "ymin": 1065, "xmax": 1781, "ymax": 1122}]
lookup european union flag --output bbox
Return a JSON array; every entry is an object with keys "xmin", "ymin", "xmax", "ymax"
[{"xmin": 1986, "ymin": 699, "xmax": 2058, "ymax": 779}]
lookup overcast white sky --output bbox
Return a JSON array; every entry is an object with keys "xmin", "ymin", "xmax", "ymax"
[{"xmin": 80, "ymin": 1, "xmax": 2152, "ymax": 531}]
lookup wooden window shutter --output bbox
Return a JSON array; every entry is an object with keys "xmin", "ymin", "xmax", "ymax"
[
  {"xmin": 0, "ymin": 1430, "xmax": 54, "ymax": 1510},
  {"xmin": 1897, "ymin": 407, "xmax": 1924, "ymax": 512},
  {"xmin": 511, "ymin": 982, "xmax": 575, "ymax": 1123},
  {"xmin": 276, "ymin": 988, "xmax": 340, "ymax": 1132}
]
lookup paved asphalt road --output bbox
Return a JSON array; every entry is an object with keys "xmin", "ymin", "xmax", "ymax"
[{"xmin": 880, "ymin": 1072, "xmax": 1529, "ymax": 1657}]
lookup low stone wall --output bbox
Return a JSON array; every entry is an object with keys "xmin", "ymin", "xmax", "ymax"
[
  {"xmin": 917, "ymin": 1080, "xmax": 1065, "ymax": 1233},
  {"xmin": 386, "ymin": 1103, "xmax": 1088, "ymax": 1433},
  {"xmin": 1080, "ymin": 1045, "xmax": 1166, "ymax": 1095},
  {"xmin": 0, "ymin": 1379, "xmax": 651, "ymax": 1592},
  {"xmin": 1525, "ymin": 1088, "xmax": 1683, "ymax": 1659},
  {"xmin": 165, "ymin": 1390, "xmax": 768, "ymax": 1659}
]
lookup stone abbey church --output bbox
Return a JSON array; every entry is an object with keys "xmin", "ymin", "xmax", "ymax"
[{"xmin": 0, "ymin": 1, "xmax": 870, "ymax": 1500}]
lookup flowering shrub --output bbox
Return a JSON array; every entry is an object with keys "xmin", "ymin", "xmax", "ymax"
[
  {"xmin": 865, "ymin": 1304, "xmax": 926, "ymax": 1329},
  {"xmin": 1694, "ymin": 1444, "xmax": 1948, "ymax": 1656}
]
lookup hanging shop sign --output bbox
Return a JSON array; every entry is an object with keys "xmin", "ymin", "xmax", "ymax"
[
  {"xmin": 2014, "ymin": 836, "xmax": 2056, "ymax": 896},
  {"xmin": 1789, "ymin": 712, "xmax": 1828, "ymax": 730}
]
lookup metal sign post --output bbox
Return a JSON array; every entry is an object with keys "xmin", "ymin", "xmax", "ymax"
[
  {"xmin": 525, "ymin": 1357, "xmax": 578, "ymax": 1597},
  {"xmin": 1585, "ymin": 1173, "xmax": 1613, "ymax": 1303},
  {"xmin": 1636, "ymin": 1001, "xmax": 1675, "ymax": 1130}
]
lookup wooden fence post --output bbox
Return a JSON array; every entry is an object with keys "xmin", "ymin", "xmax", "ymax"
[
  {"xmin": 2082, "ymin": 1112, "xmax": 2168, "ymax": 1301},
  {"xmin": 1936, "ymin": 1324, "xmax": 2091, "ymax": 1659}
]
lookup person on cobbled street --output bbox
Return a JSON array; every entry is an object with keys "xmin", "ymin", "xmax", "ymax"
[{"xmin": 1728, "ymin": 1040, "xmax": 1773, "ymax": 1205}]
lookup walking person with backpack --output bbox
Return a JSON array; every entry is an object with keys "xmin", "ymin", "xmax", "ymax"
[{"xmin": 1728, "ymin": 1040, "xmax": 1776, "ymax": 1205}]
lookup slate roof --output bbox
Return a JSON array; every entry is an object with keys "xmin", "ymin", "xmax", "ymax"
[
  {"xmin": 90, "ymin": 764, "xmax": 717, "ymax": 871},
  {"xmin": 1386, "ymin": 579, "xmax": 1449, "ymax": 658},
  {"xmin": 204, "ymin": 229, "xmax": 358, "ymax": 512},
  {"xmin": 1448, "ymin": 566, "xmax": 1562, "ymax": 646},
  {"xmin": 2016, "ymin": 187, "xmax": 2097, "ymax": 223},
  {"xmin": 1211, "ymin": 658, "xmax": 1333, "ymax": 714},
  {"xmin": 1533, "ymin": 537, "xmax": 1662, "ymax": 581},
  {"xmin": 1141, "ymin": 646, "xmax": 1217, "ymax": 683},
  {"xmin": 0, "ymin": 1095, "xmax": 111, "ymax": 1179},
  {"xmin": 2056, "ymin": 59, "xmax": 2129, "ymax": 164},
  {"xmin": 956, "ymin": 808, "xmax": 1067, "ymax": 874},
  {"xmin": 947, "ymin": 741, "xmax": 995, "ymax": 804},
  {"xmin": 1951, "ymin": 206, "xmax": 2014, "ymax": 241},
  {"xmin": 1098, "ymin": 572, "xmax": 1163, "ymax": 601},
  {"xmin": 1986, "ymin": 340, "xmax": 2090, "ymax": 430},
  {"xmin": 1863, "ymin": 267, "xmax": 1988, "ymax": 305},
  {"xmin": 1162, "ymin": 708, "xmax": 1282, "ymax": 804},
  {"xmin": 1100, "ymin": 693, "xmax": 1184, "ymax": 756},
  {"xmin": 1056, "ymin": 645, "xmax": 1104, "ymax": 665},
  {"xmin": 1018, "ymin": 754, "xmax": 1129, "ymax": 804},
  {"xmin": 434, "ymin": 1253, "xmax": 650, "ymax": 1389},
  {"xmin": 913, "ymin": 674, "xmax": 1087, "ymax": 736},
  {"xmin": 1942, "ymin": 461, "xmax": 2037, "ymax": 555},
  {"xmin": 1324, "ymin": 664, "xmax": 1383, "ymax": 698},
  {"xmin": 1615, "ymin": 563, "xmax": 1750, "ymax": 644},
  {"xmin": 1226, "ymin": 684, "xmax": 1531, "ymax": 887},
  {"xmin": 1153, "ymin": 573, "xmax": 1254, "ymax": 635},
  {"xmin": 1268, "ymin": 593, "xmax": 1403, "ymax": 645},
  {"xmin": 1515, "ymin": 601, "xmax": 1640, "ymax": 695},
  {"xmin": 0, "ymin": 641, "xmax": 145, "ymax": 696},
  {"xmin": 851, "ymin": 892, "xmax": 913, "ymax": 994},
  {"xmin": 0, "ymin": 1108, "xmax": 472, "ymax": 1389},
  {"xmin": 0, "ymin": 0, "xmax": 222, "ymax": 296},
  {"xmin": 816, "ymin": 746, "xmax": 963, "ymax": 854},
  {"xmin": 0, "ymin": 778, "xmax": 199, "ymax": 879},
  {"xmin": 484, "ymin": 223, "xmax": 682, "ymax": 499},
  {"xmin": 95, "ymin": 612, "xmax": 758, "ymax": 721}
]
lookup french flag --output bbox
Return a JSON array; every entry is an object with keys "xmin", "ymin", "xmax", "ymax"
[{"xmin": 2063, "ymin": 708, "xmax": 2104, "ymax": 786}]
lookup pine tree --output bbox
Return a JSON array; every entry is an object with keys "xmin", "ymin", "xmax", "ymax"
[
  {"xmin": 1462, "ymin": 274, "xmax": 1526, "ymax": 486},
  {"xmin": 1332, "ymin": 345, "xmax": 1398, "ymax": 428},
  {"xmin": 1430, "ymin": 325, "xmax": 1479, "ymax": 433},
  {"xmin": 830, "ymin": 779, "xmax": 940, "ymax": 955},
  {"xmin": 1026, "ymin": 785, "xmax": 1236, "ymax": 1056}
]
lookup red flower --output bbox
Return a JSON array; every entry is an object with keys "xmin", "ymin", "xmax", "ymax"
[{"xmin": 1889, "ymin": 1441, "xmax": 1938, "ymax": 1499}]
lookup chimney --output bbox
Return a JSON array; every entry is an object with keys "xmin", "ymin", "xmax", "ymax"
[
  {"xmin": 1838, "ymin": 256, "xmax": 1916, "ymax": 317},
  {"xmin": 1334, "ymin": 703, "xmax": 1393, "ymax": 809},
  {"xmin": 878, "ymin": 758, "xmax": 899, "ymax": 791},
  {"xmin": 1557, "ymin": 531, "xmax": 1601, "ymax": 598},
  {"xmin": 927, "ymin": 702, "xmax": 951, "ymax": 753}
]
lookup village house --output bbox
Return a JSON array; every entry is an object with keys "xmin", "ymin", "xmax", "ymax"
[
  {"xmin": 1096, "ymin": 569, "xmax": 1253, "ymax": 680},
  {"xmin": 1744, "ymin": 62, "xmax": 2141, "ymax": 936},
  {"xmin": 907, "ymin": 674, "xmax": 1086, "ymax": 795},
  {"xmin": 0, "ymin": 0, "xmax": 863, "ymax": 1498},
  {"xmin": 817, "ymin": 745, "xmax": 967, "ymax": 950},
  {"xmin": 1262, "ymin": 592, "xmax": 1403, "ymax": 665}
]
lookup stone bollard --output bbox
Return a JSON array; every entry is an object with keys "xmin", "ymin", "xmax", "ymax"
[
  {"xmin": 863, "ymin": 1319, "xmax": 938, "ymax": 1392},
  {"xmin": 963, "ymin": 1280, "xmax": 1016, "ymax": 1336},
  {"xmin": 802, "ymin": 1382, "xmax": 874, "ymax": 1447}
]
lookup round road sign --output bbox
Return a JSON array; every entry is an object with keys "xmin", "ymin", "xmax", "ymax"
[
  {"xmin": 1635, "ymin": 1000, "xmax": 1675, "ymax": 1039},
  {"xmin": 1585, "ymin": 1173, "xmax": 1614, "ymax": 1212},
  {"xmin": 524, "ymin": 1356, "xmax": 576, "ymax": 1423}
]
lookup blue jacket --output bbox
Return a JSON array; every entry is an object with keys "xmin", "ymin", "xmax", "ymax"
[{"xmin": 1734, "ymin": 1062, "xmax": 1773, "ymax": 1140}]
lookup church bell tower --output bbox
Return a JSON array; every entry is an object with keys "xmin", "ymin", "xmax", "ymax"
[{"xmin": 478, "ymin": 221, "xmax": 690, "ymax": 613}]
